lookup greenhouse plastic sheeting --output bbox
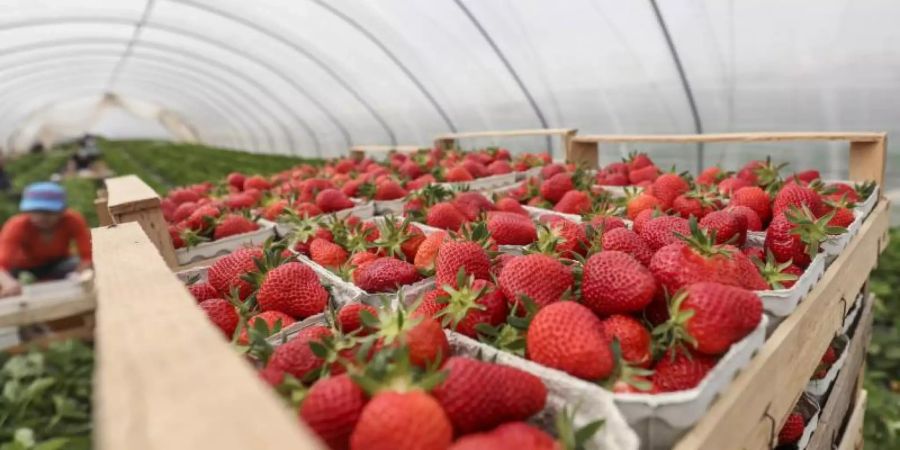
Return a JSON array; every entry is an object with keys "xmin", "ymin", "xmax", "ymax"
[{"xmin": 0, "ymin": 0, "xmax": 897, "ymax": 187}]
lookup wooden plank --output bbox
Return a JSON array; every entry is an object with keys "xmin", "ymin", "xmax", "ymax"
[
  {"xmin": 572, "ymin": 132, "xmax": 884, "ymax": 144},
  {"xmin": 837, "ymin": 390, "xmax": 867, "ymax": 450},
  {"xmin": 105, "ymin": 175, "xmax": 161, "ymax": 215},
  {"xmin": 849, "ymin": 136, "xmax": 888, "ymax": 186},
  {"xmin": 806, "ymin": 294, "xmax": 874, "ymax": 450},
  {"xmin": 92, "ymin": 223, "xmax": 325, "ymax": 450},
  {"xmin": 0, "ymin": 294, "xmax": 95, "ymax": 327},
  {"xmin": 349, "ymin": 145, "xmax": 423, "ymax": 160},
  {"xmin": 117, "ymin": 207, "xmax": 178, "ymax": 268},
  {"xmin": 674, "ymin": 201, "xmax": 889, "ymax": 450},
  {"xmin": 435, "ymin": 128, "xmax": 577, "ymax": 140}
]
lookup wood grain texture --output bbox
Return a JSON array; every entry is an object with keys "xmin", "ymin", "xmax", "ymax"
[
  {"xmin": 0, "ymin": 295, "xmax": 95, "ymax": 327},
  {"xmin": 92, "ymin": 223, "xmax": 324, "ymax": 450},
  {"xmin": 105, "ymin": 175, "xmax": 161, "ymax": 215},
  {"xmin": 572, "ymin": 132, "xmax": 885, "ymax": 144},
  {"xmin": 837, "ymin": 390, "xmax": 867, "ymax": 450},
  {"xmin": 674, "ymin": 201, "xmax": 889, "ymax": 450},
  {"xmin": 435, "ymin": 128, "xmax": 576, "ymax": 140}
]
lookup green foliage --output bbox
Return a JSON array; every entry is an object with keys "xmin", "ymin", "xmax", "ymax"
[
  {"xmin": 0, "ymin": 340, "xmax": 93, "ymax": 450},
  {"xmin": 865, "ymin": 227, "xmax": 900, "ymax": 449}
]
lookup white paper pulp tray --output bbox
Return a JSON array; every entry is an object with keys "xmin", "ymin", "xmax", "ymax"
[
  {"xmin": 805, "ymin": 334, "xmax": 850, "ymax": 400},
  {"xmin": 516, "ymin": 167, "xmax": 542, "ymax": 181},
  {"xmin": 273, "ymin": 201, "xmax": 376, "ymax": 238},
  {"xmin": 522, "ymin": 205, "xmax": 583, "ymax": 223},
  {"xmin": 176, "ymin": 221, "xmax": 276, "ymax": 265},
  {"xmin": 842, "ymin": 292, "xmax": 865, "ymax": 335},
  {"xmin": 756, "ymin": 252, "xmax": 826, "ymax": 319},
  {"xmin": 438, "ymin": 172, "xmax": 518, "ymax": 192},
  {"xmin": 447, "ymin": 331, "xmax": 639, "ymax": 450}
]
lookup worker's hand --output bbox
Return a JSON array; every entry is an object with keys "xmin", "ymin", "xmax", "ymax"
[{"xmin": 76, "ymin": 260, "xmax": 93, "ymax": 273}]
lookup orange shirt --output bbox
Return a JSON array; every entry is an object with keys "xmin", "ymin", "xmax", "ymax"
[{"xmin": 0, "ymin": 209, "xmax": 92, "ymax": 271}]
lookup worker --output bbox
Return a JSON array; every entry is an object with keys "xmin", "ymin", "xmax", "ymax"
[{"xmin": 0, "ymin": 182, "xmax": 92, "ymax": 297}]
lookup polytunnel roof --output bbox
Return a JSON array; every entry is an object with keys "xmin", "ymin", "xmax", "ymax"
[{"xmin": 1, "ymin": 0, "xmax": 900, "ymax": 173}]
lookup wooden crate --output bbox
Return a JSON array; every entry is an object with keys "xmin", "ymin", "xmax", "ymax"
[
  {"xmin": 105, "ymin": 175, "xmax": 178, "ymax": 267},
  {"xmin": 836, "ymin": 389, "xmax": 867, "ymax": 450},
  {"xmin": 91, "ymin": 222, "xmax": 325, "ymax": 450},
  {"xmin": 434, "ymin": 128, "xmax": 577, "ymax": 157},
  {"xmin": 570, "ymin": 132, "xmax": 889, "ymax": 450}
]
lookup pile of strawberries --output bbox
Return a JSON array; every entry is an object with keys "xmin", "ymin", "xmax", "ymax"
[{"xmin": 162, "ymin": 181, "xmax": 261, "ymax": 249}]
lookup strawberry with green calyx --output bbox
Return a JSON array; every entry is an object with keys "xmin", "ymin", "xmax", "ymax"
[
  {"xmin": 337, "ymin": 302, "xmax": 379, "ymax": 336},
  {"xmin": 498, "ymin": 252, "xmax": 574, "ymax": 310},
  {"xmin": 309, "ymin": 237, "xmax": 349, "ymax": 269},
  {"xmin": 748, "ymin": 157, "xmax": 788, "ymax": 188},
  {"xmin": 764, "ymin": 205, "xmax": 845, "ymax": 267},
  {"xmin": 361, "ymin": 296, "xmax": 450, "ymax": 369},
  {"xmin": 625, "ymin": 188, "xmax": 662, "ymax": 220},
  {"xmin": 413, "ymin": 230, "xmax": 447, "ymax": 275},
  {"xmin": 696, "ymin": 166, "xmax": 730, "ymax": 186},
  {"xmin": 601, "ymin": 315, "xmax": 653, "ymax": 369},
  {"xmin": 473, "ymin": 295, "xmax": 538, "ymax": 357},
  {"xmin": 589, "ymin": 225, "xmax": 653, "ymax": 266},
  {"xmin": 752, "ymin": 249, "xmax": 801, "ymax": 289},
  {"xmin": 281, "ymin": 212, "xmax": 329, "ymax": 255},
  {"xmin": 852, "ymin": 180, "xmax": 877, "ymax": 203},
  {"xmin": 526, "ymin": 301, "xmax": 614, "ymax": 381},
  {"xmin": 773, "ymin": 182, "xmax": 825, "ymax": 217},
  {"xmin": 299, "ymin": 373, "xmax": 366, "ymax": 450},
  {"xmin": 208, "ymin": 246, "xmax": 265, "ymax": 300},
  {"xmin": 730, "ymin": 186, "xmax": 772, "ymax": 224},
  {"xmin": 428, "ymin": 269, "xmax": 509, "ymax": 338},
  {"xmin": 651, "ymin": 348, "xmax": 718, "ymax": 392},
  {"xmin": 527, "ymin": 217, "xmax": 587, "ymax": 258},
  {"xmin": 404, "ymin": 184, "xmax": 455, "ymax": 222},
  {"xmin": 435, "ymin": 233, "xmax": 492, "ymax": 288},
  {"xmin": 822, "ymin": 195, "xmax": 856, "ymax": 230},
  {"xmin": 672, "ymin": 184, "xmax": 722, "ymax": 219},
  {"xmin": 653, "ymin": 282, "xmax": 762, "ymax": 357},
  {"xmin": 698, "ymin": 209, "xmax": 747, "ymax": 246},
  {"xmin": 371, "ymin": 216, "xmax": 422, "ymax": 261},
  {"xmin": 604, "ymin": 339, "xmax": 655, "ymax": 393},
  {"xmin": 650, "ymin": 171, "xmax": 691, "ymax": 209},
  {"xmin": 199, "ymin": 298, "xmax": 239, "ymax": 339}
]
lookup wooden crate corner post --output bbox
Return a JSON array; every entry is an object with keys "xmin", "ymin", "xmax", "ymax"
[{"xmin": 104, "ymin": 175, "xmax": 177, "ymax": 268}]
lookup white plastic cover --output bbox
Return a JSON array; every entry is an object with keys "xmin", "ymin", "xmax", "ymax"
[{"xmin": 0, "ymin": 0, "xmax": 897, "ymax": 188}]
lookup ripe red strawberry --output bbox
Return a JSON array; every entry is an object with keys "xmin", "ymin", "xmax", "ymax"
[
  {"xmin": 435, "ymin": 240, "xmax": 491, "ymax": 287},
  {"xmin": 213, "ymin": 214, "xmax": 259, "ymax": 240},
  {"xmin": 169, "ymin": 225, "xmax": 186, "ymax": 249},
  {"xmin": 168, "ymin": 187, "xmax": 201, "ymax": 205},
  {"xmin": 628, "ymin": 164, "xmax": 660, "ymax": 184},
  {"xmin": 661, "ymin": 282, "xmax": 762, "ymax": 355},
  {"xmin": 600, "ymin": 227, "xmax": 653, "ymax": 266},
  {"xmin": 764, "ymin": 207, "xmax": 842, "ymax": 267},
  {"xmin": 349, "ymin": 251, "xmax": 378, "ymax": 269},
  {"xmin": 539, "ymin": 215, "xmax": 588, "ymax": 257},
  {"xmin": 672, "ymin": 193, "xmax": 717, "ymax": 219},
  {"xmin": 407, "ymin": 174, "xmax": 435, "ymax": 190},
  {"xmin": 207, "ymin": 247, "xmax": 263, "ymax": 300},
  {"xmin": 352, "ymin": 257, "xmax": 422, "ymax": 293},
  {"xmin": 527, "ymin": 301, "xmax": 613, "ymax": 380},
  {"xmin": 731, "ymin": 186, "xmax": 771, "ymax": 224},
  {"xmin": 226, "ymin": 172, "xmax": 246, "ymax": 190},
  {"xmin": 413, "ymin": 288, "xmax": 449, "ymax": 320},
  {"xmin": 696, "ymin": 166, "xmax": 723, "ymax": 186},
  {"xmin": 792, "ymin": 170, "xmax": 820, "ymax": 184},
  {"xmin": 827, "ymin": 183, "xmax": 860, "ymax": 204},
  {"xmin": 188, "ymin": 281, "xmax": 219, "ymax": 302},
  {"xmin": 452, "ymin": 191, "xmax": 495, "ymax": 220},
  {"xmin": 294, "ymin": 202, "xmax": 323, "ymax": 218},
  {"xmin": 337, "ymin": 303, "xmax": 379, "ymax": 335},
  {"xmin": 426, "ymin": 202, "xmax": 467, "ymax": 231},
  {"xmin": 257, "ymin": 262, "xmax": 328, "ymax": 318},
  {"xmin": 371, "ymin": 308, "xmax": 450, "ymax": 368},
  {"xmin": 184, "ymin": 204, "xmax": 221, "ymax": 231},
  {"xmin": 316, "ymin": 188, "xmax": 355, "ymax": 213},
  {"xmin": 414, "ymin": 231, "xmax": 447, "ymax": 272},
  {"xmin": 652, "ymin": 349, "xmax": 718, "ymax": 392},
  {"xmin": 631, "ymin": 209, "xmax": 656, "ymax": 235},
  {"xmin": 821, "ymin": 345, "xmax": 838, "ymax": 365},
  {"xmin": 827, "ymin": 207, "xmax": 854, "ymax": 228},
  {"xmin": 264, "ymin": 325, "xmax": 330, "ymax": 379},
  {"xmin": 374, "ymin": 179, "xmax": 407, "ymax": 200},
  {"xmin": 627, "ymin": 153, "xmax": 653, "ymax": 171},
  {"xmin": 699, "ymin": 210, "xmax": 747, "ymax": 246},
  {"xmin": 717, "ymin": 176, "xmax": 752, "ymax": 195},
  {"xmin": 626, "ymin": 193, "xmax": 662, "ymax": 220},
  {"xmin": 540, "ymin": 163, "xmax": 566, "ymax": 179},
  {"xmin": 487, "ymin": 212, "xmax": 537, "ymax": 245},
  {"xmin": 752, "ymin": 251, "xmax": 803, "ymax": 289},
  {"xmin": 494, "ymin": 197, "xmax": 528, "ymax": 216},
  {"xmin": 498, "ymin": 254, "xmax": 573, "ymax": 309},
  {"xmin": 581, "ymin": 251, "xmax": 657, "ymax": 315},
  {"xmin": 199, "ymin": 298, "xmax": 239, "ymax": 338},
  {"xmin": 553, "ymin": 190, "xmax": 591, "ymax": 215},
  {"xmin": 243, "ymin": 175, "xmax": 272, "ymax": 191},
  {"xmin": 651, "ymin": 173, "xmax": 690, "ymax": 208},
  {"xmin": 239, "ymin": 311, "xmax": 298, "ymax": 345},
  {"xmin": 261, "ymin": 199, "xmax": 289, "ymax": 221},
  {"xmin": 432, "ymin": 357, "xmax": 546, "ymax": 435},
  {"xmin": 773, "ymin": 183, "xmax": 824, "ymax": 217},
  {"xmin": 725, "ymin": 205, "xmax": 762, "ymax": 231},
  {"xmin": 445, "ymin": 165, "xmax": 475, "ymax": 182},
  {"xmin": 639, "ymin": 215, "xmax": 690, "ymax": 251},
  {"xmin": 449, "ymin": 422, "xmax": 556, "ymax": 450},
  {"xmin": 589, "ymin": 214, "xmax": 626, "ymax": 231},
  {"xmin": 224, "ymin": 193, "xmax": 256, "ymax": 210},
  {"xmin": 350, "ymin": 391, "xmax": 452, "ymax": 450},
  {"xmin": 539, "ymin": 172, "xmax": 574, "ymax": 204},
  {"xmin": 601, "ymin": 314, "xmax": 652, "ymax": 368},
  {"xmin": 486, "ymin": 160, "xmax": 512, "ymax": 175},
  {"xmin": 430, "ymin": 278, "xmax": 508, "ymax": 337},
  {"xmin": 310, "ymin": 237, "xmax": 349, "ymax": 269},
  {"xmin": 778, "ymin": 412, "xmax": 805, "ymax": 444},
  {"xmin": 299, "ymin": 374, "xmax": 366, "ymax": 450},
  {"xmin": 172, "ymin": 201, "xmax": 197, "ymax": 222}
]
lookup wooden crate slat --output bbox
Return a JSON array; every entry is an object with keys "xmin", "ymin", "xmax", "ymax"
[
  {"xmin": 435, "ymin": 128, "xmax": 577, "ymax": 140},
  {"xmin": 572, "ymin": 132, "xmax": 885, "ymax": 144},
  {"xmin": 105, "ymin": 175, "xmax": 162, "ymax": 215},
  {"xmin": 837, "ymin": 390, "xmax": 867, "ymax": 450},
  {"xmin": 0, "ymin": 295, "xmax": 95, "ymax": 327},
  {"xmin": 92, "ymin": 223, "xmax": 324, "ymax": 450},
  {"xmin": 674, "ymin": 201, "xmax": 889, "ymax": 450}
]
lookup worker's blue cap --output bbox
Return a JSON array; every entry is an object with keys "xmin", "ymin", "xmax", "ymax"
[{"xmin": 20, "ymin": 182, "xmax": 67, "ymax": 212}]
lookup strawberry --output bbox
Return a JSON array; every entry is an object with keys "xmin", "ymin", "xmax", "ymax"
[
  {"xmin": 725, "ymin": 205, "xmax": 762, "ymax": 231},
  {"xmin": 445, "ymin": 165, "xmax": 474, "ymax": 182},
  {"xmin": 407, "ymin": 174, "xmax": 436, "ymax": 190},
  {"xmin": 827, "ymin": 206, "xmax": 854, "ymax": 229},
  {"xmin": 717, "ymin": 176, "xmax": 752, "ymax": 195},
  {"xmin": 778, "ymin": 412, "xmax": 805, "ymax": 445},
  {"xmin": 431, "ymin": 276, "xmax": 508, "ymax": 337},
  {"xmin": 265, "ymin": 324, "xmax": 330, "ymax": 377},
  {"xmin": 188, "ymin": 282, "xmax": 219, "ymax": 303},
  {"xmin": 461, "ymin": 159, "xmax": 488, "ymax": 178},
  {"xmin": 631, "ymin": 208, "xmax": 657, "ymax": 235},
  {"xmin": 731, "ymin": 186, "xmax": 771, "ymax": 224},
  {"xmin": 316, "ymin": 188, "xmax": 355, "ymax": 213},
  {"xmin": 638, "ymin": 215, "xmax": 690, "ymax": 251},
  {"xmin": 172, "ymin": 201, "xmax": 197, "ymax": 222},
  {"xmin": 258, "ymin": 262, "xmax": 328, "ymax": 318},
  {"xmin": 239, "ymin": 311, "xmax": 298, "ymax": 345},
  {"xmin": 821, "ymin": 345, "xmax": 838, "ymax": 365},
  {"xmin": 486, "ymin": 160, "xmax": 512, "ymax": 175},
  {"xmin": 310, "ymin": 237, "xmax": 349, "ymax": 269},
  {"xmin": 626, "ymin": 193, "xmax": 662, "ymax": 220},
  {"xmin": 540, "ymin": 172, "xmax": 574, "ymax": 203},
  {"xmin": 350, "ymin": 391, "xmax": 452, "ymax": 450},
  {"xmin": 696, "ymin": 166, "xmax": 724, "ymax": 186},
  {"xmin": 553, "ymin": 190, "xmax": 591, "ymax": 215},
  {"xmin": 581, "ymin": 251, "xmax": 657, "ymax": 315},
  {"xmin": 540, "ymin": 163, "xmax": 567, "ymax": 179},
  {"xmin": 426, "ymin": 202, "xmax": 467, "ymax": 231},
  {"xmin": 243, "ymin": 175, "xmax": 272, "ymax": 191},
  {"xmin": 300, "ymin": 374, "xmax": 366, "ymax": 450},
  {"xmin": 671, "ymin": 193, "xmax": 717, "ymax": 219},
  {"xmin": 226, "ymin": 172, "xmax": 246, "ymax": 190},
  {"xmin": 773, "ymin": 183, "xmax": 824, "ymax": 217},
  {"xmin": 224, "ymin": 193, "xmax": 256, "ymax": 210},
  {"xmin": 526, "ymin": 301, "xmax": 614, "ymax": 380},
  {"xmin": 414, "ymin": 231, "xmax": 448, "ymax": 272},
  {"xmin": 352, "ymin": 257, "xmax": 422, "ymax": 293},
  {"xmin": 792, "ymin": 169, "xmax": 820, "ymax": 184},
  {"xmin": 651, "ymin": 173, "xmax": 690, "ymax": 208},
  {"xmin": 337, "ymin": 303, "xmax": 379, "ymax": 335},
  {"xmin": 588, "ymin": 215, "xmax": 626, "ymax": 232},
  {"xmin": 169, "ymin": 224, "xmax": 186, "ymax": 249},
  {"xmin": 294, "ymin": 202, "xmax": 323, "ymax": 218},
  {"xmin": 658, "ymin": 282, "xmax": 762, "ymax": 355},
  {"xmin": 199, "ymin": 298, "xmax": 239, "ymax": 338},
  {"xmin": 764, "ymin": 207, "xmax": 843, "ymax": 267},
  {"xmin": 652, "ymin": 349, "xmax": 718, "ymax": 392},
  {"xmin": 452, "ymin": 191, "xmax": 495, "ymax": 220},
  {"xmin": 601, "ymin": 314, "xmax": 652, "ymax": 368},
  {"xmin": 184, "ymin": 204, "xmax": 221, "ymax": 231},
  {"xmin": 349, "ymin": 251, "xmax": 378, "ymax": 269},
  {"xmin": 207, "ymin": 247, "xmax": 263, "ymax": 300},
  {"xmin": 435, "ymin": 240, "xmax": 491, "ymax": 287},
  {"xmin": 494, "ymin": 197, "xmax": 529, "ymax": 216},
  {"xmin": 827, "ymin": 182, "xmax": 860, "ymax": 204},
  {"xmin": 487, "ymin": 212, "xmax": 537, "ymax": 245},
  {"xmin": 599, "ymin": 227, "xmax": 653, "ymax": 266},
  {"xmin": 498, "ymin": 254, "xmax": 573, "ymax": 309},
  {"xmin": 699, "ymin": 210, "xmax": 747, "ymax": 246},
  {"xmin": 168, "ymin": 187, "xmax": 201, "ymax": 205},
  {"xmin": 370, "ymin": 306, "xmax": 450, "ymax": 368},
  {"xmin": 261, "ymin": 199, "xmax": 289, "ymax": 221},
  {"xmin": 374, "ymin": 179, "xmax": 407, "ymax": 200},
  {"xmin": 432, "ymin": 357, "xmax": 546, "ymax": 435},
  {"xmin": 449, "ymin": 422, "xmax": 556, "ymax": 450},
  {"xmin": 628, "ymin": 165, "xmax": 659, "ymax": 184},
  {"xmin": 538, "ymin": 215, "xmax": 588, "ymax": 257},
  {"xmin": 213, "ymin": 214, "xmax": 259, "ymax": 240}
]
